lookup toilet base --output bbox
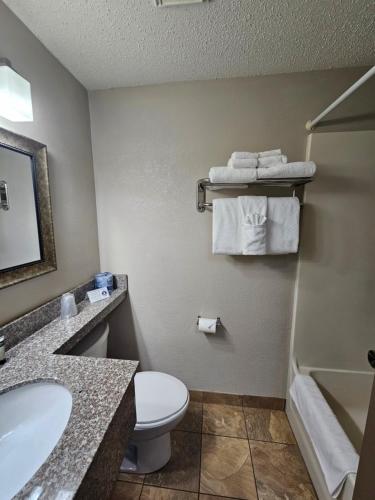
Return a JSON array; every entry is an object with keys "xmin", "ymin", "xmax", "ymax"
[{"xmin": 121, "ymin": 432, "xmax": 171, "ymax": 474}]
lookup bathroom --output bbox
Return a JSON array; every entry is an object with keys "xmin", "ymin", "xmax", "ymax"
[{"xmin": 0, "ymin": 0, "xmax": 374, "ymax": 499}]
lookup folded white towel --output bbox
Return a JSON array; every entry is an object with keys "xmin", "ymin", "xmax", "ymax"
[
  {"xmin": 259, "ymin": 148, "xmax": 282, "ymax": 157},
  {"xmin": 290, "ymin": 375, "xmax": 359, "ymax": 498},
  {"xmin": 228, "ymin": 158, "xmax": 258, "ymax": 169},
  {"xmin": 258, "ymin": 155, "xmax": 288, "ymax": 167},
  {"xmin": 209, "ymin": 167, "xmax": 257, "ymax": 183},
  {"xmin": 266, "ymin": 197, "xmax": 300, "ymax": 253},
  {"xmin": 238, "ymin": 196, "xmax": 267, "ymax": 255},
  {"xmin": 212, "ymin": 198, "xmax": 241, "ymax": 255},
  {"xmin": 231, "ymin": 151, "xmax": 258, "ymax": 160},
  {"xmin": 257, "ymin": 161, "xmax": 316, "ymax": 179}
]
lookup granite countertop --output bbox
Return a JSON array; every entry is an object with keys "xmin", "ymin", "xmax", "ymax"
[{"xmin": 0, "ymin": 279, "xmax": 139, "ymax": 499}]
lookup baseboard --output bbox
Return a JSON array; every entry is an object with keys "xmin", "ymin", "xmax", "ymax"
[{"xmin": 189, "ymin": 390, "xmax": 285, "ymax": 410}]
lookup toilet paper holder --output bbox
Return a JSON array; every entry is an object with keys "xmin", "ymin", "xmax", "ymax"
[{"xmin": 197, "ymin": 316, "xmax": 222, "ymax": 327}]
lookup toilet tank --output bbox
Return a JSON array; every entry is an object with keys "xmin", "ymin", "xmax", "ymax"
[{"xmin": 69, "ymin": 322, "xmax": 109, "ymax": 358}]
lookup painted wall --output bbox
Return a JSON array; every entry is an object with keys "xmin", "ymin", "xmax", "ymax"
[
  {"xmin": 89, "ymin": 68, "xmax": 374, "ymax": 396},
  {"xmin": 292, "ymin": 130, "xmax": 375, "ymax": 372},
  {"xmin": 0, "ymin": 1, "xmax": 100, "ymax": 325}
]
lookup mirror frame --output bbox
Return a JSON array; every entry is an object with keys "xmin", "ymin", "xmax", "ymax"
[{"xmin": 0, "ymin": 126, "xmax": 56, "ymax": 289}]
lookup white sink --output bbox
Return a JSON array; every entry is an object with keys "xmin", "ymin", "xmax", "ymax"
[{"xmin": 0, "ymin": 381, "xmax": 73, "ymax": 499}]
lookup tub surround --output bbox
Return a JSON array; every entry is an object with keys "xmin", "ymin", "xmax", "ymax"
[{"xmin": 0, "ymin": 275, "xmax": 139, "ymax": 499}]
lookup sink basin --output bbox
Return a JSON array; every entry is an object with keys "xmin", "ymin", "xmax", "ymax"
[{"xmin": 0, "ymin": 381, "xmax": 72, "ymax": 499}]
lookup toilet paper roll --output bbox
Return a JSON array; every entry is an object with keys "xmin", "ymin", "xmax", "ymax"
[{"xmin": 198, "ymin": 317, "xmax": 217, "ymax": 334}]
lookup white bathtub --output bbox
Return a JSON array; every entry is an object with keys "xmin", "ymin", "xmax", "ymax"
[{"xmin": 286, "ymin": 361, "xmax": 374, "ymax": 500}]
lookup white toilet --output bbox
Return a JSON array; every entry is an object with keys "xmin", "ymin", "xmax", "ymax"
[{"xmin": 70, "ymin": 322, "xmax": 189, "ymax": 474}]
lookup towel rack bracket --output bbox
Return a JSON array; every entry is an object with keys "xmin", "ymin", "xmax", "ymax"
[{"xmin": 196, "ymin": 178, "xmax": 312, "ymax": 212}]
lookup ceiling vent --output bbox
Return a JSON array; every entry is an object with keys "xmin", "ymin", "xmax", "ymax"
[{"xmin": 154, "ymin": 0, "xmax": 207, "ymax": 6}]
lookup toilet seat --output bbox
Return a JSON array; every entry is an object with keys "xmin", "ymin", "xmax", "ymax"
[{"xmin": 134, "ymin": 372, "xmax": 189, "ymax": 429}]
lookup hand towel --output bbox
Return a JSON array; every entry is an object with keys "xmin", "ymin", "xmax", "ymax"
[
  {"xmin": 228, "ymin": 158, "xmax": 258, "ymax": 169},
  {"xmin": 259, "ymin": 148, "xmax": 282, "ymax": 157},
  {"xmin": 242, "ymin": 213, "xmax": 268, "ymax": 255},
  {"xmin": 238, "ymin": 196, "xmax": 267, "ymax": 255},
  {"xmin": 258, "ymin": 155, "xmax": 288, "ymax": 167},
  {"xmin": 212, "ymin": 198, "xmax": 241, "ymax": 255},
  {"xmin": 290, "ymin": 375, "xmax": 359, "ymax": 498},
  {"xmin": 257, "ymin": 161, "xmax": 316, "ymax": 179},
  {"xmin": 266, "ymin": 197, "xmax": 300, "ymax": 253},
  {"xmin": 231, "ymin": 151, "xmax": 258, "ymax": 160},
  {"xmin": 209, "ymin": 166, "xmax": 257, "ymax": 183}
]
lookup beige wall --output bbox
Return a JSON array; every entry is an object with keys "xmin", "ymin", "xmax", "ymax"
[
  {"xmin": 0, "ymin": 1, "xmax": 100, "ymax": 325},
  {"xmin": 89, "ymin": 68, "xmax": 374, "ymax": 396},
  {"xmin": 292, "ymin": 130, "xmax": 375, "ymax": 371}
]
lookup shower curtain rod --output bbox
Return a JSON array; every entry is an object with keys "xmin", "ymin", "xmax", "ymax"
[{"xmin": 305, "ymin": 65, "xmax": 375, "ymax": 131}]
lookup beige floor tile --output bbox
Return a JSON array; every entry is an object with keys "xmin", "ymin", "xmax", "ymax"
[
  {"xmin": 250, "ymin": 441, "xmax": 316, "ymax": 499},
  {"xmin": 200, "ymin": 434, "xmax": 257, "ymax": 500},
  {"xmin": 144, "ymin": 431, "xmax": 201, "ymax": 492},
  {"xmin": 244, "ymin": 408, "xmax": 295, "ymax": 444},
  {"xmin": 118, "ymin": 472, "xmax": 145, "ymax": 484},
  {"xmin": 203, "ymin": 403, "xmax": 247, "ymax": 438},
  {"xmin": 141, "ymin": 486, "xmax": 198, "ymax": 499},
  {"xmin": 176, "ymin": 401, "xmax": 203, "ymax": 433},
  {"xmin": 111, "ymin": 481, "xmax": 142, "ymax": 500}
]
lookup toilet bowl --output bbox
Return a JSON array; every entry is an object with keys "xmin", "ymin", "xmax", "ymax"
[
  {"xmin": 121, "ymin": 371, "xmax": 189, "ymax": 474},
  {"xmin": 71, "ymin": 322, "xmax": 189, "ymax": 474}
]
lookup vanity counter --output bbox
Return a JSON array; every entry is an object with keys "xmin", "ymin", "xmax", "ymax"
[{"xmin": 0, "ymin": 277, "xmax": 138, "ymax": 499}]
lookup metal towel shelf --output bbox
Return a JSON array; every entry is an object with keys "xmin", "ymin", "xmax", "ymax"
[{"xmin": 196, "ymin": 177, "xmax": 312, "ymax": 212}]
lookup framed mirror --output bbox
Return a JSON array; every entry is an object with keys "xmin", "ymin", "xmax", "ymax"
[{"xmin": 0, "ymin": 127, "xmax": 56, "ymax": 289}]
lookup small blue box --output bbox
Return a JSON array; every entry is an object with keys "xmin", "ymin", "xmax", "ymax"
[{"xmin": 95, "ymin": 272, "xmax": 113, "ymax": 294}]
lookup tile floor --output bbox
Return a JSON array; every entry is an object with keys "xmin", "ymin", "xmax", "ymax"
[{"xmin": 111, "ymin": 393, "xmax": 316, "ymax": 500}]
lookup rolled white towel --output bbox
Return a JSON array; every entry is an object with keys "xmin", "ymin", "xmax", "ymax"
[
  {"xmin": 257, "ymin": 161, "xmax": 316, "ymax": 179},
  {"xmin": 231, "ymin": 151, "xmax": 258, "ymax": 160},
  {"xmin": 228, "ymin": 158, "xmax": 258, "ymax": 169},
  {"xmin": 258, "ymin": 155, "xmax": 288, "ymax": 167},
  {"xmin": 209, "ymin": 166, "xmax": 257, "ymax": 183},
  {"xmin": 259, "ymin": 148, "xmax": 282, "ymax": 157}
]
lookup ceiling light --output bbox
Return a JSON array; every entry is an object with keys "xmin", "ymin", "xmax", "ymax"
[
  {"xmin": 155, "ymin": 0, "xmax": 207, "ymax": 6},
  {"xmin": 0, "ymin": 58, "xmax": 33, "ymax": 122}
]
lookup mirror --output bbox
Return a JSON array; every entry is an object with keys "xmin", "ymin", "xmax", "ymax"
[{"xmin": 0, "ymin": 127, "xmax": 56, "ymax": 289}]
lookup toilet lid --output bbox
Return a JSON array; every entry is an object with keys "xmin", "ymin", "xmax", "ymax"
[{"xmin": 135, "ymin": 371, "xmax": 189, "ymax": 425}]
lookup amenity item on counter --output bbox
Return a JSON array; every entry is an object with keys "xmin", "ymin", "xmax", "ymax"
[
  {"xmin": 60, "ymin": 292, "xmax": 78, "ymax": 320},
  {"xmin": 95, "ymin": 272, "xmax": 114, "ymax": 293}
]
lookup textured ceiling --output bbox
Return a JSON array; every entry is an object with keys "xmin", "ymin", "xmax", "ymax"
[{"xmin": 3, "ymin": 0, "xmax": 375, "ymax": 90}]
